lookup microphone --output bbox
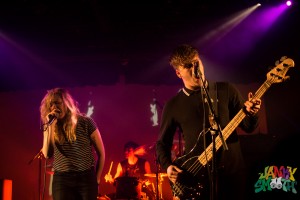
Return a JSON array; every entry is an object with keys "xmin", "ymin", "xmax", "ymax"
[
  {"xmin": 47, "ymin": 111, "xmax": 60, "ymax": 125},
  {"xmin": 193, "ymin": 61, "xmax": 201, "ymax": 79}
]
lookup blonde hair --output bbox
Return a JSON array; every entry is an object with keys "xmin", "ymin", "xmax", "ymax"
[{"xmin": 40, "ymin": 88, "xmax": 81, "ymax": 143}]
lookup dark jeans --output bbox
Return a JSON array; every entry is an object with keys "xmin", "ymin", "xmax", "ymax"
[{"xmin": 52, "ymin": 168, "xmax": 98, "ymax": 200}]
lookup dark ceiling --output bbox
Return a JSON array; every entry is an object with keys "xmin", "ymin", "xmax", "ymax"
[{"xmin": 0, "ymin": 0, "xmax": 299, "ymax": 92}]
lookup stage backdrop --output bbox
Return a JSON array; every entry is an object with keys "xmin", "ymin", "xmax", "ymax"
[{"xmin": 0, "ymin": 83, "xmax": 267, "ymax": 200}]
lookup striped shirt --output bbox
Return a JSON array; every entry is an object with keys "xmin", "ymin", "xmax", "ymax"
[{"xmin": 53, "ymin": 115, "xmax": 97, "ymax": 172}]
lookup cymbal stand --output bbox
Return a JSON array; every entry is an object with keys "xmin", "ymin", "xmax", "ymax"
[
  {"xmin": 154, "ymin": 151, "xmax": 160, "ymax": 200},
  {"xmin": 157, "ymin": 175, "xmax": 164, "ymax": 200}
]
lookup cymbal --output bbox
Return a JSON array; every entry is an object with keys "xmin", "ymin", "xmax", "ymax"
[
  {"xmin": 134, "ymin": 142, "xmax": 156, "ymax": 156},
  {"xmin": 144, "ymin": 173, "xmax": 168, "ymax": 178},
  {"xmin": 46, "ymin": 170, "xmax": 54, "ymax": 175}
]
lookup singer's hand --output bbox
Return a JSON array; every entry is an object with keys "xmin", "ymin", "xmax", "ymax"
[{"xmin": 47, "ymin": 109, "xmax": 60, "ymax": 125}]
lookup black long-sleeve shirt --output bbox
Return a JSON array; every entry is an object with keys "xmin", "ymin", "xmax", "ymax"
[{"xmin": 156, "ymin": 81, "xmax": 258, "ymax": 171}]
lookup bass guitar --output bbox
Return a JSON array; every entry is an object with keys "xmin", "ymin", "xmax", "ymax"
[{"xmin": 171, "ymin": 57, "xmax": 295, "ymax": 199}]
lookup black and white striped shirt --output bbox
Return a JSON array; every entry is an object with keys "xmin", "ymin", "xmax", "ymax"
[{"xmin": 53, "ymin": 115, "xmax": 97, "ymax": 172}]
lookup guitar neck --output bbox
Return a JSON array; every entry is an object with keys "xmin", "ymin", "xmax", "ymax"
[{"xmin": 198, "ymin": 80, "xmax": 273, "ymax": 165}]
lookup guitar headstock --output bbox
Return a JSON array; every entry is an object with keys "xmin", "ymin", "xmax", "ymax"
[{"xmin": 267, "ymin": 57, "xmax": 295, "ymax": 83}]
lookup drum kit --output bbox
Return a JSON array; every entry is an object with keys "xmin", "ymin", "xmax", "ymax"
[
  {"xmin": 144, "ymin": 173, "xmax": 168, "ymax": 200},
  {"xmin": 100, "ymin": 143, "xmax": 171, "ymax": 200},
  {"xmin": 113, "ymin": 173, "xmax": 168, "ymax": 200}
]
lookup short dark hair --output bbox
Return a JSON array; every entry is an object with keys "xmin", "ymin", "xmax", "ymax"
[
  {"xmin": 169, "ymin": 44, "xmax": 199, "ymax": 70},
  {"xmin": 124, "ymin": 141, "xmax": 139, "ymax": 151}
]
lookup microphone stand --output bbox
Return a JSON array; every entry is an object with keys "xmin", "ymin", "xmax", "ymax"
[
  {"xmin": 198, "ymin": 76, "xmax": 228, "ymax": 200},
  {"xmin": 28, "ymin": 150, "xmax": 44, "ymax": 200},
  {"xmin": 154, "ymin": 146, "xmax": 160, "ymax": 200},
  {"xmin": 28, "ymin": 120, "xmax": 52, "ymax": 200}
]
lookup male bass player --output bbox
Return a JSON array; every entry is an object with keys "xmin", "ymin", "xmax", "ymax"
[{"xmin": 156, "ymin": 44, "xmax": 261, "ymax": 200}]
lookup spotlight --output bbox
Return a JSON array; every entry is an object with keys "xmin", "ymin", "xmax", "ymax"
[{"xmin": 286, "ymin": 0, "xmax": 292, "ymax": 6}]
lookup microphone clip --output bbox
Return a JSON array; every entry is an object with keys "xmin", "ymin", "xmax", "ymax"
[{"xmin": 193, "ymin": 61, "xmax": 201, "ymax": 79}]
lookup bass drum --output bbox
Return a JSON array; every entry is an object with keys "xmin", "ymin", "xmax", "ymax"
[{"xmin": 115, "ymin": 177, "xmax": 142, "ymax": 200}]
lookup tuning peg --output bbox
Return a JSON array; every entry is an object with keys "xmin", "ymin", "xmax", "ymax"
[
  {"xmin": 284, "ymin": 76, "xmax": 290, "ymax": 81},
  {"xmin": 280, "ymin": 56, "xmax": 287, "ymax": 62}
]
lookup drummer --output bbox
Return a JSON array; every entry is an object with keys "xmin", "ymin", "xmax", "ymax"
[
  {"xmin": 105, "ymin": 141, "xmax": 155, "ymax": 199},
  {"xmin": 105, "ymin": 141, "xmax": 151, "ymax": 182}
]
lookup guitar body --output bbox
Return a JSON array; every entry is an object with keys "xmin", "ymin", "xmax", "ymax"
[{"xmin": 172, "ymin": 152, "xmax": 210, "ymax": 200}]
